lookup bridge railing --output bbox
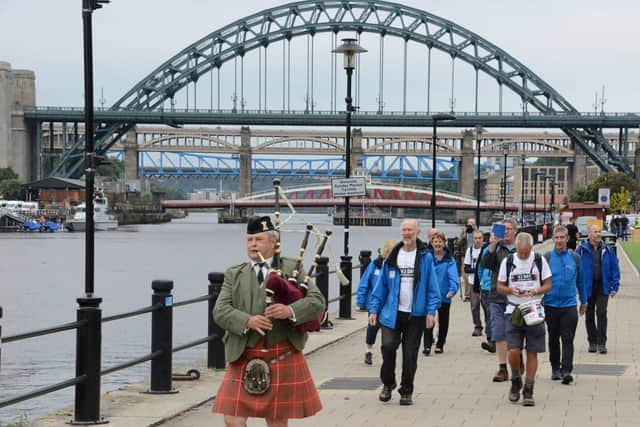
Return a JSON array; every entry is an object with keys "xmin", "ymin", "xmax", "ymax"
[{"xmin": 0, "ymin": 256, "xmax": 364, "ymax": 424}]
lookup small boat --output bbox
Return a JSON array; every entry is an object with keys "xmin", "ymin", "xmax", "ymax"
[
  {"xmin": 65, "ymin": 192, "xmax": 118, "ymax": 232},
  {"xmin": 22, "ymin": 219, "xmax": 61, "ymax": 232}
]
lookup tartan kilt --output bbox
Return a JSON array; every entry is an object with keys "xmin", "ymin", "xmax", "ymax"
[{"xmin": 212, "ymin": 340, "xmax": 322, "ymax": 419}]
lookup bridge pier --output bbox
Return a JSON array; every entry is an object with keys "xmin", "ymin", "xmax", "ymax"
[
  {"xmin": 457, "ymin": 130, "xmax": 475, "ymax": 223},
  {"xmin": 0, "ymin": 62, "xmax": 36, "ymax": 182},
  {"xmin": 239, "ymin": 126, "xmax": 252, "ymax": 198},
  {"xmin": 124, "ymin": 128, "xmax": 139, "ymax": 181},
  {"xmin": 568, "ymin": 143, "xmax": 587, "ymax": 195},
  {"xmin": 351, "ymin": 128, "xmax": 364, "ymax": 171}
]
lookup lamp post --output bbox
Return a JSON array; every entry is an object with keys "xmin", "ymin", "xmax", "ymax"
[
  {"xmin": 333, "ymin": 37, "xmax": 366, "ymax": 320},
  {"xmin": 533, "ymin": 172, "xmax": 546, "ymax": 224},
  {"xmin": 502, "ymin": 148, "xmax": 508, "ymax": 216},
  {"xmin": 431, "ymin": 113, "xmax": 456, "ymax": 228},
  {"xmin": 542, "ymin": 175, "xmax": 550, "ymax": 224},
  {"xmin": 520, "ymin": 155, "xmax": 526, "ymax": 225},
  {"xmin": 475, "ymin": 125, "xmax": 485, "ymax": 226},
  {"xmin": 549, "ymin": 178, "xmax": 556, "ymax": 224}
]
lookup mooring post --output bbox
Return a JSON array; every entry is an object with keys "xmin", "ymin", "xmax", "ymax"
[
  {"xmin": 208, "ymin": 272, "xmax": 226, "ymax": 370},
  {"xmin": 148, "ymin": 279, "xmax": 177, "ymax": 394}
]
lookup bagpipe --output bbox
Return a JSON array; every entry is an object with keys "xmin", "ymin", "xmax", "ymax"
[{"xmin": 259, "ymin": 178, "xmax": 347, "ymax": 333}]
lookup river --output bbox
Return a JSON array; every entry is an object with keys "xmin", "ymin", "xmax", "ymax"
[{"xmin": 0, "ymin": 212, "xmax": 464, "ymax": 423}]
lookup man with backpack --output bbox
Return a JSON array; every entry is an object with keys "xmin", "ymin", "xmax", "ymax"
[
  {"xmin": 577, "ymin": 223, "xmax": 620, "ymax": 354},
  {"xmin": 497, "ymin": 232, "xmax": 551, "ymax": 407},
  {"xmin": 543, "ymin": 225, "xmax": 587, "ymax": 385}
]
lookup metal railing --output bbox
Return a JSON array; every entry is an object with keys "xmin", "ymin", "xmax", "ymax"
[{"xmin": 0, "ymin": 256, "xmax": 364, "ymax": 423}]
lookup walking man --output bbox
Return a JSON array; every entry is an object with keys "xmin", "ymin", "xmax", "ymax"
[
  {"xmin": 464, "ymin": 230, "xmax": 488, "ymax": 336},
  {"xmin": 480, "ymin": 218, "xmax": 518, "ymax": 382},
  {"xmin": 368, "ymin": 219, "xmax": 441, "ymax": 405},
  {"xmin": 456, "ymin": 218, "xmax": 477, "ymax": 301},
  {"xmin": 497, "ymin": 232, "xmax": 551, "ymax": 406},
  {"xmin": 544, "ymin": 225, "xmax": 586, "ymax": 385},
  {"xmin": 577, "ymin": 223, "xmax": 620, "ymax": 354}
]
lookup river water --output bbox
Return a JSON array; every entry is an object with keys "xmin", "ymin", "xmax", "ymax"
[{"xmin": 0, "ymin": 212, "xmax": 463, "ymax": 423}]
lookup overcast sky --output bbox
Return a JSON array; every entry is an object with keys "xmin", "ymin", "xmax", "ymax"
[{"xmin": 2, "ymin": 0, "xmax": 639, "ymax": 113}]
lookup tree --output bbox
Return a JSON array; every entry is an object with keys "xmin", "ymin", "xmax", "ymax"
[
  {"xmin": 610, "ymin": 186, "xmax": 631, "ymax": 213},
  {"xmin": 96, "ymin": 158, "xmax": 125, "ymax": 179},
  {"xmin": 0, "ymin": 167, "xmax": 18, "ymax": 181},
  {"xmin": 570, "ymin": 172, "xmax": 638, "ymax": 205},
  {"xmin": 0, "ymin": 179, "xmax": 24, "ymax": 199}
]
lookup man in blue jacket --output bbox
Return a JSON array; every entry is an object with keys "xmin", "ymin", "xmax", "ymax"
[
  {"xmin": 544, "ymin": 225, "xmax": 587, "ymax": 385},
  {"xmin": 368, "ymin": 219, "xmax": 441, "ymax": 406},
  {"xmin": 577, "ymin": 223, "xmax": 620, "ymax": 354}
]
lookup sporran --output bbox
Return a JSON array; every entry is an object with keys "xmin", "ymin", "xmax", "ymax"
[{"xmin": 242, "ymin": 358, "xmax": 271, "ymax": 395}]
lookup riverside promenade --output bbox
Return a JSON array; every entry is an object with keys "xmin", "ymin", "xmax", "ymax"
[{"xmin": 36, "ymin": 240, "xmax": 640, "ymax": 427}]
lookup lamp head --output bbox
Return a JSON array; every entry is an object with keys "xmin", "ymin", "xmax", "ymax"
[
  {"xmin": 333, "ymin": 38, "xmax": 367, "ymax": 70},
  {"xmin": 432, "ymin": 113, "xmax": 456, "ymax": 122}
]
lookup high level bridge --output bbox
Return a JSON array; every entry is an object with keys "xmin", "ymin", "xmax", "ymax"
[{"xmin": 3, "ymin": 0, "xmax": 640, "ymax": 187}]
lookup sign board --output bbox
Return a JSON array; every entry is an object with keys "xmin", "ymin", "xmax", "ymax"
[
  {"xmin": 598, "ymin": 188, "xmax": 610, "ymax": 207},
  {"xmin": 331, "ymin": 177, "xmax": 366, "ymax": 198}
]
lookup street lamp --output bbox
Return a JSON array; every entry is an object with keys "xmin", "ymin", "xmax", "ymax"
[
  {"xmin": 502, "ymin": 147, "xmax": 508, "ymax": 216},
  {"xmin": 549, "ymin": 178, "xmax": 556, "ymax": 224},
  {"xmin": 475, "ymin": 126, "xmax": 485, "ymax": 226},
  {"xmin": 520, "ymin": 155, "xmax": 526, "ymax": 225},
  {"xmin": 431, "ymin": 113, "xmax": 456, "ymax": 228},
  {"xmin": 533, "ymin": 172, "xmax": 546, "ymax": 224},
  {"xmin": 333, "ymin": 37, "xmax": 366, "ymax": 320}
]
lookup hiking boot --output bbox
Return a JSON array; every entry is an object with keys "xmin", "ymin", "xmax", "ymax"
[
  {"xmin": 598, "ymin": 344, "xmax": 608, "ymax": 354},
  {"xmin": 379, "ymin": 383, "xmax": 396, "ymax": 402},
  {"xmin": 561, "ymin": 374, "xmax": 574, "ymax": 385},
  {"xmin": 399, "ymin": 394, "xmax": 413, "ymax": 406},
  {"xmin": 551, "ymin": 369, "xmax": 562, "ymax": 381},
  {"xmin": 364, "ymin": 352, "xmax": 373, "ymax": 365},
  {"xmin": 472, "ymin": 327, "xmax": 483, "ymax": 336},
  {"xmin": 493, "ymin": 367, "xmax": 509, "ymax": 382},
  {"xmin": 509, "ymin": 376, "xmax": 523, "ymax": 402},
  {"xmin": 481, "ymin": 341, "xmax": 496, "ymax": 353},
  {"xmin": 522, "ymin": 384, "xmax": 535, "ymax": 406},
  {"xmin": 588, "ymin": 342, "xmax": 597, "ymax": 353},
  {"xmin": 422, "ymin": 347, "xmax": 431, "ymax": 356}
]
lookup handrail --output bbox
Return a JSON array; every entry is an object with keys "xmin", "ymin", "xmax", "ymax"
[
  {"xmin": 172, "ymin": 335, "xmax": 218, "ymax": 354},
  {"xmin": 172, "ymin": 295, "xmax": 212, "ymax": 308},
  {"xmin": 101, "ymin": 351, "xmax": 162, "ymax": 376},
  {"xmin": 0, "ymin": 375, "xmax": 86, "ymax": 409},
  {"xmin": 2, "ymin": 320, "xmax": 87, "ymax": 343},
  {"xmin": 102, "ymin": 303, "xmax": 161, "ymax": 323}
]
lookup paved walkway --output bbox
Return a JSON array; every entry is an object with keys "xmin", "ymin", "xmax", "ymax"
[{"xmin": 37, "ymin": 241, "xmax": 640, "ymax": 426}]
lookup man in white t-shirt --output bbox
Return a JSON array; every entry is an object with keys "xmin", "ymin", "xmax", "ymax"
[
  {"xmin": 497, "ymin": 232, "xmax": 551, "ymax": 407},
  {"xmin": 464, "ymin": 230, "xmax": 487, "ymax": 336}
]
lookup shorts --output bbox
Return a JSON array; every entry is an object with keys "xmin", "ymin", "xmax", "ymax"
[
  {"xmin": 505, "ymin": 314, "xmax": 546, "ymax": 353},
  {"xmin": 490, "ymin": 303, "xmax": 507, "ymax": 342}
]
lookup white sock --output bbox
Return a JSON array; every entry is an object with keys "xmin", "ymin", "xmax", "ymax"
[{"xmin": 365, "ymin": 346, "xmax": 373, "ymax": 354}]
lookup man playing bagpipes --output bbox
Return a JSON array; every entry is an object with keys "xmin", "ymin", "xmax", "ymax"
[{"xmin": 212, "ymin": 215, "xmax": 325, "ymax": 426}]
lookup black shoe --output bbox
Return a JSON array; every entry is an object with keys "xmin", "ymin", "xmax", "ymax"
[
  {"xmin": 522, "ymin": 384, "xmax": 535, "ymax": 406},
  {"xmin": 481, "ymin": 341, "xmax": 496, "ymax": 353},
  {"xmin": 598, "ymin": 344, "xmax": 608, "ymax": 354},
  {"xmin": 561, "ymin": 374, "xmax": 574, "ymax": 385},
  {"xmin": 588, "ymin": 342, "xmax": 597, "ymax": 353},
  {"xmin": 399, "ymin": 394, "xmax": 413, "ymax": 406},
  {"xmin": 551, "ymin": 369, "xmax": 562, "ymax": 381},
  {"xmin": 379, "ymin": 383, "xmax": 396, "ymax": 402},
  {"xmin": 434, "ymin": 346, "xmax": 443, "ymax": 354},
  {"xmin": 509, "ymin": 377, "xmax": 523, "ymax": 403},
  {"xmin": 423, "ymin": 347, "xmax": 431, "ymax": 356},
  {"xmin": 364, "ymin": 352, "xmax": 373, "ymax": 365},
  {"xmin": 472, "ymin": 327, "xmax": 483, "ymax": 337},
  {"xmin": 493, "ymin": 368, "xmax": 509, "ymax": 382}
]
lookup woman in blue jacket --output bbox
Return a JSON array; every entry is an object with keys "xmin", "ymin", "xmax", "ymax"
[
  {"xmin": 356, "ymin": 239, "xmax": 397, "ymax": 365},
  {"xmin": 423, "ymin": 230, "xmax": 460, "ymax": 355}
]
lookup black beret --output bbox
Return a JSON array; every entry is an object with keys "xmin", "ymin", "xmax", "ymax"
[{"xmin": 247, "ymin": 216, "xmax": 275, "ymax": 235}]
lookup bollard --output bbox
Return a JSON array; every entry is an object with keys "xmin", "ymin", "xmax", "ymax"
[
  {"xmin": 72, "ymin": 297, "xmax": 106, "ymax": 424},
  {"xmin": 316, "ymin": 257, "xmax": 333, "ymax": 329},
  {"xmin": 208, "ymin": 272, "xmax": 226, "ymax": 370},
  {"xmin": 147, "ymin": 280, "xmax": 178, "ymax": 394},
  {"xmin": 339, "ymin": 255, "xmax": 353, "ymax": 319},
  {"xmin": 358, "ymin": 251, "xmax": 372, "ymax": 311}
]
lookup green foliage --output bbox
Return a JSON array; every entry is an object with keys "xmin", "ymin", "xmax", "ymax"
[
  {"xmin": 610, "ymin": 186, "xmax": 631, "ymax": 213},
  {"xmin": 150, "ymin": 182, "xmax": 186, "ymax": 200},
  {"xmin": 0, "ymin": 179, "xmax": 24, "ymax": 199},
  {"xmin": 570, "ymin": 172, "xmax": 638, "ymax": 204},
  {"xmin": 140, "ymin": 192, "xmax": 153, "ymax": 204},
  {"xmin": 0, "ymin": 413, "xmax": 33, "ymax": 427},
  {"xmin": 96, "ymin": 158, "xmax": 125, "ymax": 179},
  {"xmin": 533, "ymin": 157, "xmax": 566, "ymax": 166},
  {"xmin": 0, "ymin": 167, "xmax": 19, "ymax": 181}
]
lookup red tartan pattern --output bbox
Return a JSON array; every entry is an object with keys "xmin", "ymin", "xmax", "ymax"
[{"xmin": 212, "ymin": 340, "xmax": 322, "ymax": 419}]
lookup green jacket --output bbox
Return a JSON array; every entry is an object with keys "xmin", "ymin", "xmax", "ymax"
[{"xmin": 213, "ymin": 257, "xmax": 326, "ymax": 363}]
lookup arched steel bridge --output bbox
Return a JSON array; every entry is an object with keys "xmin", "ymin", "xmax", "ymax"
[{"xmin": 34, "ymin": 0, "xmax": 637, "ymax": 178}]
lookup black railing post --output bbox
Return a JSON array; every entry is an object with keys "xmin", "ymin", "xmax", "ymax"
[
  {"xmin": 73, "ymin": 297, "xmax": 106, "ymax": 424},
  {"xmin": 147, "ymin": 280, "xmax": 177, "ymax": 394},
  {"xmin": 316, "ymin": 257, "xmax": 333, "ymax": 329},
  {"xmin": 208, "ymin": 272, "xmax": 226, "ymax": 370},
  {"xmin": 358, "ymin": 251, "xmax": 372, "ymax": 311},
  {"xmin": 339, "ymin": 255, "xmax": 353, "ymax": 319},
  {"xmin": 0, "ymin": 306, "xmax": 3, "ymax": 371}
]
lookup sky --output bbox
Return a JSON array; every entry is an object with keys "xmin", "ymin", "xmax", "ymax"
[{"xmin": 2, "ymin": 0, "xmax": 640, "ymax": 113}]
